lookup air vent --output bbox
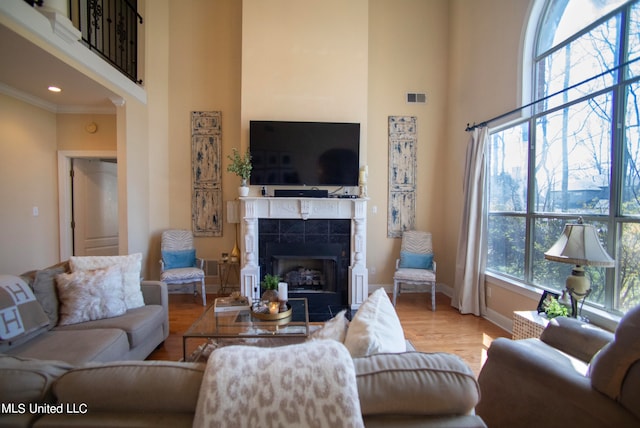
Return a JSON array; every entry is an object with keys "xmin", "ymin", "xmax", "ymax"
[
  {"xmin": 204, "ymin": 259, "xmax": 219, "ymax": 277},
  {"xmin": 406, "ymin": 92, "xmax": 427, "ymax": 104}
]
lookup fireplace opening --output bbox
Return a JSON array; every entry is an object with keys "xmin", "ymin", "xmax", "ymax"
[
  {"xmin": 264, "ymin": 241, "xmax": 348, "ymax": 321},
  {"xmin": 258, "ymin": 219, "xmax": 351, "ymax": 321},
  {"xmin": 271, "ymin": 249, "xmax": 339, "ymax": 294}
]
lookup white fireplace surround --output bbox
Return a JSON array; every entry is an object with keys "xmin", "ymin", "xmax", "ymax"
[{"xmin": 239, "ymin": 197, "xmax": 368, "ymax": 310}]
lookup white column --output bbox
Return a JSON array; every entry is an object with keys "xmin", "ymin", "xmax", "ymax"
[
  {"xmin": 240, "ymin": 199, "xmax": 260, "ymax": 301},
  {"xmin": 349, "ymin": 199, "xmax": 368, "ymax": 309}
]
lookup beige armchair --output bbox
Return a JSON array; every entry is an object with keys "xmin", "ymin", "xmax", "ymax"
[{"xmin": 477, "ymin": 305, "xmax": 640, "ymax": 427}]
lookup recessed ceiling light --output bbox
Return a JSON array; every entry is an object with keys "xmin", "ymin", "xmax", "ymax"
[{"xmin": 48, "ymin": 86, "xmax": 62, "ymax": 93}]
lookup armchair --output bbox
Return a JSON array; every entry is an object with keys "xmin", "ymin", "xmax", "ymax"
[
  {"xmin": 477, "ymin": 305, "xmax": 640, "ymax": 427},
  {"xmin": 393, "ymin": 230, "xmax": 437, "ymax": 311},
  {"xmin": 160, "ymin": 229, "xmax": 206, "ymax": 306}
]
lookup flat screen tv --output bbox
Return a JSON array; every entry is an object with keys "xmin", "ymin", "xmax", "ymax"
[{"xmin": 249, "ymin": 121, "xmax": 360, "ymax": 187}]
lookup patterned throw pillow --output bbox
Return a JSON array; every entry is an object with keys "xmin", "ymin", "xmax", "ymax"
[
  {"xmin": 55, "ymin": 266, "xmax": 127, "ymax": 326},
  {"xmin": 0, "ymin": 275, "xmax": 50, "ymax": 341},
  {"xmin": 344, "ymin": 287, "xmax": 407, "ymax": 357},
  {"xmin": 69, "ymin": 253, "xmax": 144, "ymax": 309},
  {"xmin": 193, "ymin": 340, "xmax": 364, "ymax": 428}
]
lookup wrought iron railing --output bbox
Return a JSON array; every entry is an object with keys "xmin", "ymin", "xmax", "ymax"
[{"xmin": 70, "ymin": 0, "xmax": 143, "ymax": 84}]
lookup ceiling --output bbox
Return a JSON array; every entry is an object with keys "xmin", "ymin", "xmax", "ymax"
[{"xmin": 0, "ymin": 23, "xmax": 118, "ymax": 113}]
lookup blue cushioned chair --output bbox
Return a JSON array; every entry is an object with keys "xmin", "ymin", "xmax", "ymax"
[
  {"xmin": 160, "ymin": 229, "xmax": 206, "ymax": 306},
  {"xmin": 392, "ymin": 230, "xmax": 437, "ymax": 311}
]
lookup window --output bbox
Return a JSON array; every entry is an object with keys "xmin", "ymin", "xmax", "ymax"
[{"xmin": 487, "ymin": 0, "xmax": 640, "ymax": 315}]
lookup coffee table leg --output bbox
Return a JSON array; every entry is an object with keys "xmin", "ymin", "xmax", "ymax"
[{"xmin": 183, "ymin": 338, "xmax": 187, "ymax": 361}]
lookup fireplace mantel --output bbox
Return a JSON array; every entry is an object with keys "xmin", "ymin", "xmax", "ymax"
[{"xmin": 239, "ymin": 197, "xmax": 368, "ymax": 310}]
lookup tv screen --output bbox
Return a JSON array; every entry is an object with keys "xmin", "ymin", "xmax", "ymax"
[{"xmin": 249, "ymin": 121, "xmax": 360, "ymax": 187}]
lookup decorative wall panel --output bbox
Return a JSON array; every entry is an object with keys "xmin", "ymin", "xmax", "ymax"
[
  {"xmin": 191, "ymin": 111, "xmax": 222, "ymax": 236},
  {"xmin": 388, "ymin": 116, "xmax": 417, "ymax": 238}
]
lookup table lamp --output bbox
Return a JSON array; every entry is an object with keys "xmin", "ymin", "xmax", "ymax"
[{"xmin": 543, "ymin": 218, "xmax": 615, "ymax": 318}]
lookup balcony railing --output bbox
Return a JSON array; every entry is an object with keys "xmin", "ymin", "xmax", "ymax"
[{"xmin": 70, "ymin": 0, "xmax": 143, "ymax": 84}]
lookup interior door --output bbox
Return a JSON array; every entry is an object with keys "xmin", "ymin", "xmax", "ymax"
[{"xmin": 72, "ymin": 158, "xmax": 119, "ymax": 256}]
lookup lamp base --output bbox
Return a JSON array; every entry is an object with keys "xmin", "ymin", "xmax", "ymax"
[{"xmin": 565, "ymin": 265, "xmax": 591, "ymax": 318}]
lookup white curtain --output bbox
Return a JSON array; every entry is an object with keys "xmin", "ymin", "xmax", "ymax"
[{"xmin": 452, "ymin": 127, "xmax": 489, "ymax": 316}]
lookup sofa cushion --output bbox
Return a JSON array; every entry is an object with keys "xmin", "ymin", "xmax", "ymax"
[
  {"xmin": 307, "ymin": 308, "xmax": 349, "ymax": 343},
  {"xmin": 54, "ymin": 305, "xmax": 165, "ymax": 349},
  {"xmin": 52, "ymin": 361, "xmax": 204, "ymax": 413},
  {"xmin": 194, "ymin": 340, "xmax": 364, "ymax": 428},
  {"xmin": 354, "ymin": 351, "xmax": 480, "ymax": 416},
  {"xmin": 344, "ymin": 287, "xmax": 406, "ymax": 357},
  {"xmin": 0, "ymin": 354, "xmax": 73, "ymax": 404},
  {"xmin": 589, "ymin": 304, "xmax": 640, "ymax": 416},
  {"xmin": 540, "ymin": 316, "xmax": 614, "ymax": 363},
  {"xmin": 5, "ymin": 328, "xmax": 130, "ymax": 365},
  {"xmin": 56, "ymin": 266, "xmax": 127, "ymax": 326},
  {"xmin": 26, "ymin": 264, "xmax": 67, "ymax": 329},
  {"xmin": 70, "ymin": 253, "xmax": 145, "ymax": 309},
  {"xmin": 0, "ymin": 275, "xmax": 50, "ymax": 341}
]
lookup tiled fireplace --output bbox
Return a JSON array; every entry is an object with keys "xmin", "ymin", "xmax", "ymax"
[{"xmin": 239, "ymin": 197, "xmax": 368, "ymax": 319}]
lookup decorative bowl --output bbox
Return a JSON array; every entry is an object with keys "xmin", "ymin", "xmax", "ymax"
[{"xmin": 250, "ymin": 303, "xmax": 292, "ymax": 320}]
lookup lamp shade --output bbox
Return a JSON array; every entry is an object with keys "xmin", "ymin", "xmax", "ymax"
[{"xmin": 544, "ymin": 221, "xmax": 614, "ymax": 267}]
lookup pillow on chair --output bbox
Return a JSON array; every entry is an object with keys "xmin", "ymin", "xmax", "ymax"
[
  {"xmin": 161, "ymin": 249, "xmax": 197, "ymax": 269},
  {"xmin": 399, "ymin": 251, "xmax": 433, "ymax": 269}
]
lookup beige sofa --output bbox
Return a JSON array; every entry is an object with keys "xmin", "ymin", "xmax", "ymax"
[
  {"xmin": 0, "ymin": 345, "xmax": 485, "ymax": 428},
  {"xmin": 477, "ymin": 305, "xmax": 640, "ymax": 427},
  {"xmin": 0, "ymin": 263, "xmax": 169, "ymax": 364}
]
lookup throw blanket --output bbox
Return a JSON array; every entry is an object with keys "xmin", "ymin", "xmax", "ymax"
[{"xmin": 193, "ymin": 340, "xmax": 364, "ymax": 428}]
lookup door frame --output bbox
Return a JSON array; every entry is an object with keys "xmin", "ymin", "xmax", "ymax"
[{"xmin": 57, "ymin": 150, "xmax": 117, "ymax": 261}]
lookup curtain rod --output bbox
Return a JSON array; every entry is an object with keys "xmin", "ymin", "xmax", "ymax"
[{"xmin": 465, "ymin": 57, "xmax": 640, "ymax": 132}]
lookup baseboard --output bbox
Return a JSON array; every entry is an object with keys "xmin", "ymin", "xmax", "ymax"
[
  {"xmin": 483, "ymin": 307, "xmax": 513, "ymax": 334},
  {"xmin": 372, "ymin": 282, "xmax": 452, "ymax": 297}
]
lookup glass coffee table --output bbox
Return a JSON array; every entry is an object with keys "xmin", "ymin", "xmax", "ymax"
[{"xmin": 182, "ymin": 298, "xmax": 309, "ymax": 361}]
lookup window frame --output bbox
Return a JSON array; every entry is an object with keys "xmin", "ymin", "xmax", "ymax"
[{"xmin": 486, "ymin": 0, "xmax": 640, "ymax": 320}]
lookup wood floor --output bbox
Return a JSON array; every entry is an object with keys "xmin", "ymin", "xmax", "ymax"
[{"xmin": 147, "ymin": 292, "xmax": 510, "ymax": 376}]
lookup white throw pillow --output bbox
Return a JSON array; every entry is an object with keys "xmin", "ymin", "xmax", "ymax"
[
  {"xmin": 308, "ymin": 309, "xmax": 350, "ymax": 343},
  {"xmin": 69, "ymin": 253, "xmax": 144, "ymax": 309},
  {"xmin": 344, "ymin": 287, "xmax": 406, "ymax": 357},
  {"xmin": 56, "ymin": 266, "xmax": 127, "ymax": 326}
]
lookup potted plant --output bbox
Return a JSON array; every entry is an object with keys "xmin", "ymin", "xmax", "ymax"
[
  {"xmin": 261, "ymin": 273, "xmax": 280, "ymax": 302},
  {"xmin": 543, "ymin": 296, "xmax": 569, "ymax": 319},
  {"xmin": 227, "ymin": 148, "xmax": 252, "ymax": 196}
]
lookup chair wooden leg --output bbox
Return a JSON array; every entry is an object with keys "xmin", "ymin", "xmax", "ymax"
[{"xmin": 200, "ymin": 278, "xmax": 206, "ymax": 306}]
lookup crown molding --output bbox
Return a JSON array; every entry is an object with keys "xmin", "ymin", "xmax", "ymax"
[
  {"xmin": 0, "ymin": 82, "xmax": 115, "ymax": 114},
  {"xmin": 0, "ymin": 81, "xmax": 57, "ymax": 112}
]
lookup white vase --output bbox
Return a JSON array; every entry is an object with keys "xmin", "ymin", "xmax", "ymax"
[{"xmin": 238, "ymin": 186, "xmax": 249, "ymax": 197}]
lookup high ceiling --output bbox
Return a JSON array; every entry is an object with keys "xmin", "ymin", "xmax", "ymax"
[{"xmin": 0, "ymin": 23, "xmax": 118, "ymax": 113}]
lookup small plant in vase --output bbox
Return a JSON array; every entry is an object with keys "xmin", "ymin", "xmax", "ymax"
[
  {"xmin": 543, "ymin": 296, "xmax": 569, "ymax": 319},
  {"xmin": 227, "ymin": 148, "xmax": 252, "ymax": 196},
  {"xmin": 261, "ymin": 274, "xmax": 280, "ymax": 302}
]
